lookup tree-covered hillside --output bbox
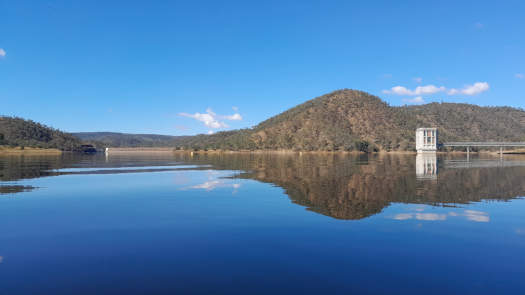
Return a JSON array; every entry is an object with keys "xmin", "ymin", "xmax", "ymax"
[
  {"xmin": 8, "ymin": 89, "xmax": 525, "ymax": 152},
  {"xmin": 171, "ymin": 89, "xmax": 525, "ymax": 151},
  {"xmin": 0, "ymin": 116, "xmax": 82, "ymax": 151},
  {"xmin": 73, "ymin": 132, "xmax": 187, "ymax": 148}
]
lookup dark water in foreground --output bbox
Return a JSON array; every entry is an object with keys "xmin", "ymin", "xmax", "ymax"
[{"xmin": 1, "ymin": 152, "xmax": 525, "ymax": 294}]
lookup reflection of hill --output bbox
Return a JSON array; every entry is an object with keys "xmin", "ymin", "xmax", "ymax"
[
  {"xmin": 174, "ymin": 153, "xmax": 525, "ymax": 220},
  {"xmin": 0, "ymin": 185, "xmax": 36, "ymax": 194}
]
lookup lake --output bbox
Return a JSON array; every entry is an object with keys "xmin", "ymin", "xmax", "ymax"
[{"xmin": 1, "ymin": 152, "xmax": 524, "ymax": 294}]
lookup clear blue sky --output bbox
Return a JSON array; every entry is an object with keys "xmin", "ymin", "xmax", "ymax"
[{"xmin": 1, "ymin": 0, "xmax": 524, "ymax": 135}]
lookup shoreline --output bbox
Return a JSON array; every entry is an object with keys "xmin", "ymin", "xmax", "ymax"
[{"xmin": 0, "ymin": 146, "xmax": 62, "ymax": 155}]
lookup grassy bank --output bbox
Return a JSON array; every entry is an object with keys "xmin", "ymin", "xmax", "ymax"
[{"xmin": 0, "ymin": 146, "xmax": 62, "ymax": 155}]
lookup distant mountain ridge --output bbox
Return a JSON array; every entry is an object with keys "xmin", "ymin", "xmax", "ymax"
[
  {"xmin": 170, "ymin": 89, "xmax": 525, "ymax": 151},
  {"xmin": 73, "ymin": 132, "xmax": 187, "ymax": 147},
  {"xmin": 6, "ymin": 89, "xmax": 525, "ymax": 152}
]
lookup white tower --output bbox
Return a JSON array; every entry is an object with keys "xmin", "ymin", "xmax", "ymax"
[{"xmin": 416, "ymin": 128, "xmax": 438, "ymax": 153}]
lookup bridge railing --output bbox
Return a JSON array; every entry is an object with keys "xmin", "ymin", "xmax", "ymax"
[{"xmin": 442, "ymin": 142, "xmax": 525, "ymax": 147}]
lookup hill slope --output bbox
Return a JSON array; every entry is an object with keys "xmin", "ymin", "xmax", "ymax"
[
  {"xmin": 173, "ymin": 89, "xmax": 525, "ymax": 151},
  {"xmin": 0, "ymin": 116, "xmax": 82, "ymax": 151},
  {"xmin": 73, "ymin": 132, "xmax": 187, "ymax": 147},
  {"xmin": 9, "ymin": 89, "xmax": 525, "ymax": 152}
]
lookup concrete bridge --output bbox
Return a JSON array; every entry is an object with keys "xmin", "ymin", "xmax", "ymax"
[
  {"xmin": 441, "ymin": 142, "xmax": 525, "ymax": 155},
  {"xmin": 416, "ymin": 128, "xmax": 525, "ymax": 155}
]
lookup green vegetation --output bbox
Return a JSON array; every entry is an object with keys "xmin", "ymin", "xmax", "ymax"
[
  {"xmin": 7, "ymin": 89, "xmax": 525, "ymax": 152},
  {"xmin": 170, "ymin": 89, "xmax": 525, "ymax": 151},
  {"xmin": 0, "ymin": 116, "xmax": 82, "ymax": 151},
  {"xmin": 73, "ymin": 132, "xmax": 185, "ymax": 148}
]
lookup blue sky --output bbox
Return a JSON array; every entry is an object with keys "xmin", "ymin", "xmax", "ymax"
[{"xmin": 1, "ymin": 0, "xmax": 524, "ymax": 135}]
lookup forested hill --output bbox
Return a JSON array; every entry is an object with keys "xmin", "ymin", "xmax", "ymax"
[
  {"xmin": 73, "ymin": 132, "xmax": 187, "ymax": 147},
  {"xmin": 6, "ymin": 89, "xmax": 525, "ymax": 152},
  {"xmin": 0, "ymin": 116, "xmax": 82, "ymax": 151},
  {"xmin": 170, "ymin": 89, "xmax": 525, "ymax": 151}
]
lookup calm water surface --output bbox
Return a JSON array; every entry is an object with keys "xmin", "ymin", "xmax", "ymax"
[{"xmin": 1, "ymin": 152, "xmax": 524, "ymax": 294}]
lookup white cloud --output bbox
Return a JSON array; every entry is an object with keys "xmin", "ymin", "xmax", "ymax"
[
  {"xmin": 384, "ymin": 82, "xmax": 489, "ymax": 97},
  {"xmin": 383, "ymin": 85, "xmax": 446, "ymax": 96},
  {"xmin": 516, "ymin": 73, "xmax": 524, "ymax": 79},
  {"xmin": 0, "ymin": 48, "xmax": 6, "ymax": 58},
  {"xmin": 232, "ymin": 106, "xmax": 239, "ymax": 111},
  {"xmin": 447, "ymin": 82, "xmax": 489, "ymax": 96},
  {"xmin": 222, "ymin": 113, "xmax": 242, "ymax": 121},
  {"xmin": 413, "ymin": 77, "xmax": 423, "ymax": 83},
  {"xmin": 179, "ymin": 107, "xmax": 243, "ymax": 130},
  {"xmin": 402, "ymin": 96, "xmax": 425, "ymax": 104}
]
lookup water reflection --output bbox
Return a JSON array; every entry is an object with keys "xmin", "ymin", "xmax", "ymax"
[
  {"xmin": 172, "ymin": 153, "xmax": 525, "ymax": 220},
  {"xmin": 393, "ymin": 208, "xmax": 490, "ymax": 222},
  {"xmin": 416, "ymin": 153, "xmax": 438, "ymax": 180},
  {"xmin": 0, "ymin": 185, "xmax": 36, "ymax": 194},
  {"xmin": 3, "ymin": 153, "xmax": 525, "ymax": 220}
]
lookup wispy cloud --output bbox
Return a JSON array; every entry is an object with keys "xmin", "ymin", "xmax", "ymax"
[
  {"xmin": 474, "ymin": 22, "xmax": 484, "ymax": 29},
  {"xmin": 179, "ymin": 108, "xmax": 242, "ymax": 130},
  {"xmin": 383, "ymin": 85, "xmax": 445, "ymax": 96},
  {"xmin": 383, "ymin": 82, "xmax": 489, "ymax": 97},
  {"xmin": 222, "ymin": 113, "xmax": 242, "ymax": 121},
  {"xmin": 402, "ymin": 96, "xmax": 425, "ymax": 104},
  {"xmin": 516, "ymin": 73, "xmax": 524, "ymax": 79},
  {"xmin": 447, "ymin": 82, "xmax": 490, "ymax": 95},
  {"xmin": 0, "ymin": 48, "xmax": 6, "ymax": 58},
  {"xmin": 413, "ymin": 77, "xmax": 423, "ymax": 83}
]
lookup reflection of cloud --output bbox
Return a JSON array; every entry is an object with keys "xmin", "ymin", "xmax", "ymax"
[
  {"xmin": 415, "ymin": 213, "xmax": 447, "ymax": 221},
  {"xmin": 188, "ymin": 179, "xmax": 241, "ymax": 193},
  {"xmin": 393, "ymin": 209, "xmax": 489, "ymax": 222},
  {"xmin": 191, "ymin": 180, "xmax": 221, "ymax": 191},
  {"xmin": 394, "ymin": 213, "xmax": 413, "ymax": 220},
  {"xmin": 393, "ymin": 213, "xmax": 446, "ymax": 221},
  {"xmin": 464, "ymin": 210, "xmax": 490, "ymax": 222},
  {"xmin": 0, "ymin": 256, "xmax": 3, "ymax": 263}
]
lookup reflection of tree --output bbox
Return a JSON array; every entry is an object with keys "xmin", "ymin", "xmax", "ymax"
[
  {"xmin": 3, "ymin": 152, "xmax": 525, "ymax": 219},
  {"xmin": 174, "ymin": 153, "xmax": 525, "ymax": 220},
  {"xmin": 0, "ymin": 185, "xmax": 36, "ymax": 194},
  {"xmin": 0, "ymin": 155, "xmax": 61, "ymax": 181}
]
